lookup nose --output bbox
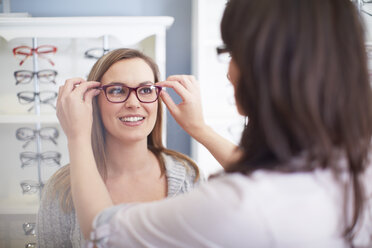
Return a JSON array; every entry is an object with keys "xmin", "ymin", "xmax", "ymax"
[{"xmin": 124, "ymin": 90, "xmax": 140, "ymax": 108}]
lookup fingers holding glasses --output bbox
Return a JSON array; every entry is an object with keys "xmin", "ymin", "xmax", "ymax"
[
  {"xmin": 157, "ymin": 75, "xmax": 205, "ymax": 136},
  {"xmin": 59, "ymin": 78, "xmax": 100, "ymax": 103},
  {"xmin": 70, "ymin": 80, "xmax": 101, "ymax": 103},
  {"xmin": 57, "ymin": 78, "xmax": 101, "ymax": 140},
  {"xmin": 166, "ymin": 75, "xmax": 197, "ymax": 91}
]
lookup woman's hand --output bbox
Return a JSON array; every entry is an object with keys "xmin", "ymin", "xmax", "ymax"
[
  {"xmin": 158, "ymin": 75, "xmax": 241, "ymax": 169},
  {"xmin": 56, "ymin": 78, "xmax": 101, "ymax": 141},
  {"xmin": 157, "ymin": 75, "xmax": 208, "ymax": 138}
]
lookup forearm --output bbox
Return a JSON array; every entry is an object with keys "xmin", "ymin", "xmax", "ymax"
[
  {"xmin": 68, "ymin": 137, "xmax": 113, "ymax": 239},
  {"xmin": 192, "ymin": 125, "xmax": 241, "ymax": 170}
]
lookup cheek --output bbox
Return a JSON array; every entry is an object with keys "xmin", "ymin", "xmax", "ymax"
[
  {"xmin": 228, "ymin": 59, "xmax": 239, "ymax": 88},
  {"xmin": 145, "ymin": 103, "xmax": 158, "ymax": 126},
  {"xmin": 97, "ymin": 94, "xmax": 121, "ymax": 122}
]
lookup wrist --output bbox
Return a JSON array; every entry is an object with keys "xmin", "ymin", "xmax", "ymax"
[
  {"xmin": 67, "ymin": 134, "xmax": 91, "ymax": 148},
  {"xmin": 190, "ymin": 124, "xmax": 213, "ymax": 143}
]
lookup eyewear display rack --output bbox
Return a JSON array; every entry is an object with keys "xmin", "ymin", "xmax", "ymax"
[{"xmin": 0, "ymin": 16, "xmax": 173, "ymax": 248}]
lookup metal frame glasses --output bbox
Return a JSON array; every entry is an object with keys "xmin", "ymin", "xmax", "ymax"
[
  {"xmin": 20, "ymin": 151, "xmax": 61, "ymax": 168},
  {"xmin": 98, "ymin": 83, "xmax": 162, "ymax": 103},
  {"xmin": 16, "ymin": 127, "xmax": 59, "ymax": 148},
  {"xmin": 13, "ymin": 45, "xmax": 57, "ymax": 66},
  {"xmin": 84, "ymin": 47, "xmax": 110, "ymax": 59},
  {"xmin": 14, "ymin": 70, "xmax": 57, "ymax": 85},
  {"xmin": 23, "ymin": 222, "xmax": 36, "ymax": 236},
  {"xmin": 17, "ymin": 91, "xmax": 58, "ymax": 111},
  {"xmin": 20, "ymin": 180, "xmax": 44, "ymax": 194}
]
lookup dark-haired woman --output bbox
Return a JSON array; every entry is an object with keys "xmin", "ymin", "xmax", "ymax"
[{"xmin": 56, "ymin": 0, "xmax": 372, "ymax": 247}]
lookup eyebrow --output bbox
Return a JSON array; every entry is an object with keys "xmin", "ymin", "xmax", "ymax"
[{"xmin": 106, "ymin": 81, "xmax": 154, "ymax": 86}]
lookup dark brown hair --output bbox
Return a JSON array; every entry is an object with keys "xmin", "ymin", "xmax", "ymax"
[
  {"xmin": 48, "ymin": 48, "xmax": 199, "ymax": 212},
  {"xmin": 221, "ymin": 0, "xmax": 372, "ymax": 242}
]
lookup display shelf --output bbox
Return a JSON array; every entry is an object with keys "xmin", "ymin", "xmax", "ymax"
[
  {"xmin": 0, "ymin": 199, "xmax": 38, "ymax": 215},
  {"xmin": 0, "ymin": 16, "xmax": 173, "ymax": 247}
]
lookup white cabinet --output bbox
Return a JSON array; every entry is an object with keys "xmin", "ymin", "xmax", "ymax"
[
  {"xmin": 192, "ymin": 0, "xmax": 245, "ymax": 176},
  {"xmin": 0, "ymin": 16, "xmax": 173, "ymax": 247}
]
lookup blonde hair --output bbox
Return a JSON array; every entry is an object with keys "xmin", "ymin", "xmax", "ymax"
[{"xmin": 48, "ymin": 48, "xmax": 200, "ymax": 213}]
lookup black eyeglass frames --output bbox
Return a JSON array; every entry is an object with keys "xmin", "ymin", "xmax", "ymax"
[{"xmin": 216, "ymin": 45, "xmax": 231, "ymax": 63}]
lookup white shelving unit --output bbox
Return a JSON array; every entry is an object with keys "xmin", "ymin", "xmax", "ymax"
[
  {"xmin": 191, "ymin": 0, "xmax": 245, "ymax": 176},
  {"xmin": 0, "ymin": 16, "xmax": 173, "ymax": 248}
]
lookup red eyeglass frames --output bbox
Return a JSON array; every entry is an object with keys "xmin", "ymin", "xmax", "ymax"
[{"xmin": 13, "ymin": 45, "xmax": 57, "ymax": 66}]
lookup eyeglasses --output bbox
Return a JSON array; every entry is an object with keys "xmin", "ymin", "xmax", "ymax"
[
  {"xmin": 13, "ymin": 45, "xmax": 57, "ymax": 66},
  {"xmin": 17, "ymin": 91, "xmax": 57, "ymax": 111},
  {"xmin": 16, "ymin": 127, "xmax": 59, "ymax": 148},
  {"xmin": 355, "ymin": 0, "xmax": 372, "ymax": 16},
  {"xmin": 23, "ymin": 222, "xmax": 36, "ymax": 236},
  {"xmin": 14, "ymin": 70, "xmax": 57, "ymax": 85},
  {"xmin": 20, "ymin": 151, "xmax": 61, "ymax": 168},
  {"xmin": 20, "ymin": 180, "xmax": 44, "ymax": 194},
  {"xmin": 216, "ymin": 45, "xmax": 231, "ymax": 63},
  {"xmin": 99, "ymin": 83, "xmax": 162, "ymax": 103},
  {"xmin": 84, "ymin": 48, "xmax": 110, "ymax": 59},
  {"xmin": 25, "ymin": 243, "xmax": 36, "ymax": 248}
]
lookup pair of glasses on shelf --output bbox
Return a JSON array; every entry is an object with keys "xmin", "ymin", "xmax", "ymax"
[
  {"xmin": 14, "ymin": 70, "xmax": 57, "ymax": 85},
  {"xmin": 17, "ymin": 91, "xmax": 57, "ymax": 112},
  {"xmin": 85, "ymin": 47, "xmax": 110, "ymax": 59},
  {"xmin": 13, "ymin": 45, "xmax": 57, "ymax": 66},
  {"xmin": 16, "ymin": 127, "xmax": 59, "ymax": 148},
  {"xmin": 23, "ymin": 222, "xmax": 36, "ymax": 236},
  {"xmin": 20, "ymin": 180, "xmax": 44, "ymax": 194},
  {"xmin": 355, "ymin": 0, "xmax": 372, "ymax": 16},
  {"xmin": 99, "ymin": 83, "xmax": 162, "ymax": 103},
  {"xmin": 20, "ymin": 151, "xmax": 61, "ymax": 168}
]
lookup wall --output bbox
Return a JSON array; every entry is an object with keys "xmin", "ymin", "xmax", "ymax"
[{"xmin": 6, "ymin": 0, "xmax": 192, "ymax": 155}]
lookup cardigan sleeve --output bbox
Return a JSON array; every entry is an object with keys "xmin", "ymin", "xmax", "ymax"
[{"xmin": 36, "ymin": 181, "xmax": 74, "ymax": 247}]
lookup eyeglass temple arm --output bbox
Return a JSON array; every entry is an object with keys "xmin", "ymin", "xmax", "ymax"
[{"xmin": 37, "ymin": 53, "xmax": 55, "ymax": 66}]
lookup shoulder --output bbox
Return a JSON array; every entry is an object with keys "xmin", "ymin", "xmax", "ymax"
[
  {"xmin": 162, "ymin": 152, "xmax": 204, "ymax": 196},
  {"xmin": 162, "ymin": 152, "xmax": 202, "ymax": 181}
]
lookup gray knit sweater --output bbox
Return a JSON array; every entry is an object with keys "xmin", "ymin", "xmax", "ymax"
[{"xmin": 36, "ymin": 153, "xmax": 203, "ymax": 248}]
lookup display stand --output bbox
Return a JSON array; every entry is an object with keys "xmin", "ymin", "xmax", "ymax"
[{"xmin": 0, "ymin": 15, "xmax": 173, "ymax": 248}]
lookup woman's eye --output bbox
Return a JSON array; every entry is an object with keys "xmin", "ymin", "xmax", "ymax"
[
  {"xmin": 139, "ymin": 86, "xmax": 154, "ymax": 94},
  {"xmin": 108, "ymin": 86, "xmax": 125, "ymax": 95}
]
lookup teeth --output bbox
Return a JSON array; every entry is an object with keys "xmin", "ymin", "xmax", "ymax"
[{"xmin": 120, "ymin": 116, "xmax": 144, "ymax": 122}]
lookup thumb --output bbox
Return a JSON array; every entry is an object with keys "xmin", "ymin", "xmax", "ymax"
[{"xmin": 85, "ymin": 89, "xmax": 101, "ymax": 104}]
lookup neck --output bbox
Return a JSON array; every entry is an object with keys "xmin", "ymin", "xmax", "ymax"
[{"xmin": 104, "ymin": 135, "xmax": 156, "ymax": 178}]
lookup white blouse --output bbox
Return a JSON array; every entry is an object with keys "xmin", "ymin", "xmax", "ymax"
[{"xmin": 89, "ymin": 167, "xmax": 372, "ymax": 248}]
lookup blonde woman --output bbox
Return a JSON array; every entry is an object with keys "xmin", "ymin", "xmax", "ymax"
[{"xmin": 37, "ymin": 48, "xmax": 204, "ymax": 247}]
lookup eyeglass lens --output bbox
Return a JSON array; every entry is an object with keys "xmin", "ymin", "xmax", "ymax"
[
  {"xmin": 103, "ymin": 84, "xmax": 161, "ymax": 103},
  {"xmin": 14, "ymin": 70, "xmax": 57, "ymax": 85}
]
